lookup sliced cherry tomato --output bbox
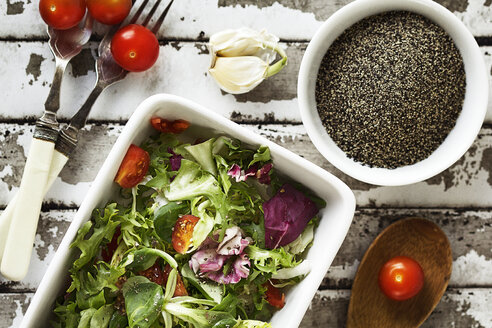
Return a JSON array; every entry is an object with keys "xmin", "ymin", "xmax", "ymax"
[
  {"xmin": 39, "ymin": 0, "xmax": 86, "ymax": 30},
  {"xmin": 138, "ymin": 262, "xmax": 165, "ymax": 285},
  {"xmin": 111, "ymin": 24, "xmax": 159, "ymax": 72},
  {"xmin": 114, "ymin": 144, "xmax": 150, "ymax": 188},
  {"xmin": 86, "ymin": 0, "xmax": 131, "ymax": 25},
  {"xmin": 162, "ymin": 264, "xmax": 188, "ymax": 296},
  {"xmin": 378, "ymin": 256, "xmax": 424, "ymax": 301},
  {"xmin": 101, "ymin": 227, "xmax": 121, "ymax": 262},
  {"xmin": 172, "ymin": 215, "xmax": 200, "ymax": 254},
  {"xmin": 150, "ymin": 117, "xmax": 190, "ymax": 134},
  {"xmin": 263, "ymin": 281, "xmax": 285, "ymax": 309}
]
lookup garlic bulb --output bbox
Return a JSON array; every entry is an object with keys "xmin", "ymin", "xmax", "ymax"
[{"xmin": 208, "ymin": 28, "xmax": 287, "ymax": 94}]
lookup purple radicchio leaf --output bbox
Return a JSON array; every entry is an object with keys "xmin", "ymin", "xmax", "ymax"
[
  {"xmin": 216, "ymin": 226, "xmax": 252, "ymax": 255},
  {"xmin": 206, "ymin": 254, "xmax": 250, "ymax": 284},
  {"xmin": 256, "ymin": 163, "xmax": 273, "ymax": 185},
  {"xmin": 227, "ymin": 164, "xmax": 256, "ymax": 182},
  {"xmin": 168, "ymin": 148, "xmax": 183, "ymax": 171},
  {"xmin": 263, "ymin": 183, "xmax": 319, "ymax": 249},
  {"xmin": 190, "ymin": 248, "xmax": 230, "ymax": 274},
  {"xmin": 189, "ymin": 226, "xmax": 251, "ymax": 284}
]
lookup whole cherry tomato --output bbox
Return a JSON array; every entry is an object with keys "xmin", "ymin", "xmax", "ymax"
[
  {"xmin": 263, "ymin": 281, "xmax": 285, "ymax": 309},
  {"xmin": 86, "ymin": 0, "xmax": 132, "ymax": 25},
  {"xmin": 172, "ymin": 215, "xmax": 200, "ymax": 254},
  {"xmin": 151, "ymin": 117, "xmax": 190, "ymax": 134},
  {"xmin": 114, "ymin": 144, "xmax": 150, "ymax": 188},
  {"xmin": 111, "ymin": 24, "xmax": 159, "ymax": 72},
  {"xmin": 39, "ymin": 0, "xmax": 86, "ymax": 30},
  {"xmin": 378, "ymin": 256, "xmax": 424, "ymax": 301}
]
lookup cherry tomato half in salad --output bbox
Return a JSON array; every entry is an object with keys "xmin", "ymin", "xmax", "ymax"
[
  {"xmin": 172, "ymin": 215, "xmax": 200, "ymax": 254},
  {"xmin": 39, "ymin": 0, "xmax": 86, "ymax": 30},
  {"xmin": 378, "ymin": 256, "xmax": 424, "ymax": 301},
  {"xmin": 86, "ymin": 0, "xmax": 132, "ymax": 25},
  {"xmin": 263, "ymin": 281, "xmax": 285, "ymax": 309},
  {"xmin": 151, "ymin": 117, "xmax": 191, "ymax": 134},
  {"xmin": 111, "ymin": 24, "xmax": 159, "ymax": 72},
  {"xmin": 162, "ymin": 264, "xmax": 188, "ymax": 296},
  {"xmin": 114, "ymin": 144, "xmax": 150, "ymax": 188}
]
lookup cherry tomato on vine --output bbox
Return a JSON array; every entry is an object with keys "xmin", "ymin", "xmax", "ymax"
[
  {"xmin": 114, "ymin": 144, "xmax": 150, "ymax": 188},
  {"xmin": 86, "ymin": 0, "xmax": 132, "ymax": 25},
  {"xmin": 111, "ymin": 24, "xmax": 160, "ymax": 72},
  {"xmin": 263, "ymin": 281, "xmax": 285, "ymax": 309},
  {"xmin": 39, "ymin": 0, "xmax": 86, "ymax": 30},
  {"xmin": 172, "ymin": 215, "xmax": 200, "ymax": 254},
  {"xmin": 378, "ymin": 256, "xmax": 424, "ymax": 301}
]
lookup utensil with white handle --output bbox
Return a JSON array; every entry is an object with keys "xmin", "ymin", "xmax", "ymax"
[
  {"xmin": 0, "ymin": 17, "xmax": 92, "ymax": 281},
  {"xmin": 0, "ymin": 0, "xmax": 174, "ymax": 281}
]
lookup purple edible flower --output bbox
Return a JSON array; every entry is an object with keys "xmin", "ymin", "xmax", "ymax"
[
  {"xmin": 168, "ymin": 148, "xmax": 183, "ymax": 171},
  {"xmin": 189, "ymin": 226, "xmax": 251, "ymax": 284},
  {"xmin": 263, "ymin": 184, "xmax": 319, "ymax": 249}
]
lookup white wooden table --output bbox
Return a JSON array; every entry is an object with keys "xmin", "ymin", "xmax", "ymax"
[{"xmin": 0, "ymin": 0, "xmax": 491, "ymax": 327}]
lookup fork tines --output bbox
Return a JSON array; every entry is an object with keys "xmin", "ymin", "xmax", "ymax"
[{"xmin": 128, "ymin": 0, "xmax": 174, "ymax": 34}]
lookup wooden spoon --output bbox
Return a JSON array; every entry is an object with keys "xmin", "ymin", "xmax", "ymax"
[{"xmin": 347, "ymin": 217, "xmax": 452, "ymax": 328}]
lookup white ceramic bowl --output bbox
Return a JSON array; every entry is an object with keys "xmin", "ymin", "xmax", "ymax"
[
  {"xmin": 21, "ymin": 94, "xmax": 356, "ymax": 328},
  {"xmin": 298, "ymin": 0, "xmax": 489, "ymax": 186}
]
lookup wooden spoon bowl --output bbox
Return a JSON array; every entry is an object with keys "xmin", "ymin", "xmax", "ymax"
[{"xmin": 347, "ymin": 217, "xmax": 452, "ymax": 328}]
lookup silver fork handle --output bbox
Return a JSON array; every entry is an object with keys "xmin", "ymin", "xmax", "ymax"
[{"xmin": 56, "ymin": 82, "xmax": 106, "ymax": 157}]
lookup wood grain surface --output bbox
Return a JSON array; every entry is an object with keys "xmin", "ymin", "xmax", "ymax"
[{"xmin": 0, "ymin": 0, "xmax": 491, "ymax": 327}]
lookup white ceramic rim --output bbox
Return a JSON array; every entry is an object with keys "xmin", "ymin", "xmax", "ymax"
[
  {"xmin": 298, "ymin": 0, "xmax": 489, "ymax": 186},
  {"xmin": 21, "ymin": 94, "xmax": 356, "ymax": 328}
]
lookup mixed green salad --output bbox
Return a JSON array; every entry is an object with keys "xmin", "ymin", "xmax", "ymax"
[{"xmin": 53, "ymin": 118, "xmax": 324, "ymax": 328}]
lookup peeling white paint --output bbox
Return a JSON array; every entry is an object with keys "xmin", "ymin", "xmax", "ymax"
[
  {"xmin": 448, "ymin": 289, "xmax": 492, "ymax": 327},
  {"xmin": 451, "ymin": 250, "xmax": 492, "ymax": 286},
  {"xmin": 9, "ymin": 297, "xmax": 29, "ymax": 328},
  {"xmin": 325, "ymin": 259, "xmax": 360, "ymax": 281},
  {"xmin": 455, "ymin": 0, "xmax": 492, "ymax": 37}
]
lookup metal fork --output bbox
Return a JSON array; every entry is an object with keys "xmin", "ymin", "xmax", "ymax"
[
  {"xmin": 0, "ymin": 0, "xmax": 174, "ymax": 282},
  {"xmin": 57, "ymin": 0, "xmax": 174, "ymax": 158},
  {"xmin": 0, "ymin": 16, "xmax": 93, "ymax": 279}
]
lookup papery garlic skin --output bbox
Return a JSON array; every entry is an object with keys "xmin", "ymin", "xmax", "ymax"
[
  {"xmin": 210, "ymin": 27, "xmax": 279, "ymax": 63},
  {"xmin": 208, "ymin": 27, "xmax": 287, "ymax": 94},
  {"xmin": 209, "ymin": 56, "xmax": 268, "ymax": 94}
]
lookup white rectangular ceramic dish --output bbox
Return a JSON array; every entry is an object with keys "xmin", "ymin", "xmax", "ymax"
[{"xmin": 21, "ymin": 94, "xmax": 356, "ymax": 328}]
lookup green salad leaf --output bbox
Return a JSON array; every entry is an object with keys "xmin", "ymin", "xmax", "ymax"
[
  {"xmin": 153, "ymin": 201, "xmax": 190, "ymax": 243},
  {"xmin": 70, "ymin": 204, "xmax": 119, "ymax": 271},
  {"xmin": 123, "ymin": 276, "xmax": 164, "ymax": 328}
]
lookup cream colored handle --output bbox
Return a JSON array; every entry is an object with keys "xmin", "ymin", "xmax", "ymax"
[
  {"xmin": 0, "ymin": 150, "xmax": 69, "ymax": 263},
  {"xmin": 1, "ymin": 138, "xmax": 55, "ymax": 281}
]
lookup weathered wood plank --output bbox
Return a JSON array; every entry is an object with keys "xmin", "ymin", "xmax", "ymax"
[
  {"xmin": 1, "ymin": 289, "xmax": 491, "ymax": 328},
  {"xmin": 0, "ymin": 0, "xmax": 491, "ymax": 39},
  {"xmin": 0, "ymin": 42, "xmax": 490, "ymax": 123},
  {"xmin": 1, "ymin": 208, "xmax": 490, "ymax": 292},
  {"xmin": 324, "ymin": 208, "xmax": 492, "ymax": 289},
  {"xmin": 1, "ymin": 123, "xmax": 491, "ymax": 208},
  {"xmin": 300, "ymin": 288, "xmax": 492, "ymax": 328},
  {"xmin": 0, "ymin": 293, "xmax": 31, "ymax": 328}
]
